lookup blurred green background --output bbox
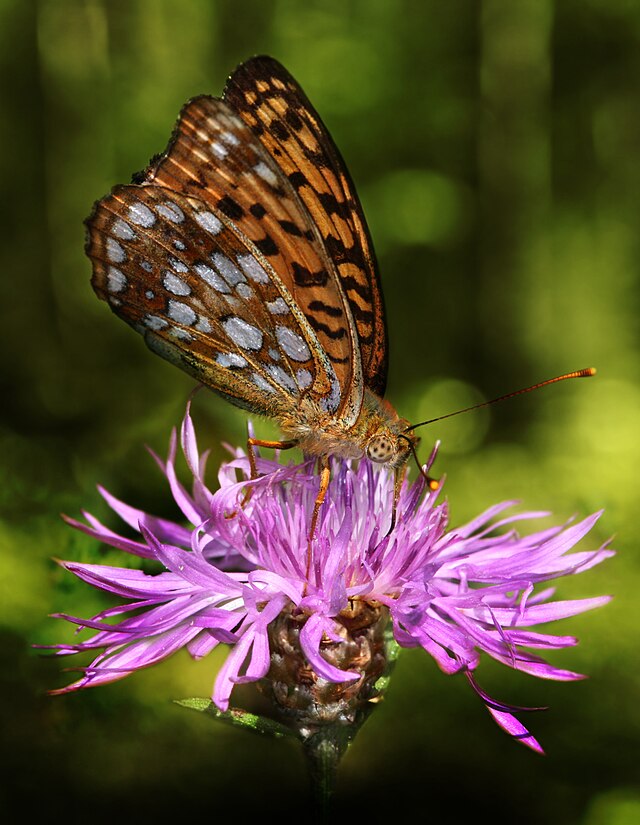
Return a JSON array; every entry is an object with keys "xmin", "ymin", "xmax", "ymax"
[{"xmin": 1, "ymin": 0, "xmax": 638, "ymax": 821}]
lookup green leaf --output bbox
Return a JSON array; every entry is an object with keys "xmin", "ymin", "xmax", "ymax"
[{"xmin": 175, "ymin": 697, "xmax": 298, "ymax": 739}]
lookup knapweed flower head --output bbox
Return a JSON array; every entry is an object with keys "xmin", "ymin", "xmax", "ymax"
[{"xmin": 48, "ymin": 404, "xmax": 613, "ymax": 753}]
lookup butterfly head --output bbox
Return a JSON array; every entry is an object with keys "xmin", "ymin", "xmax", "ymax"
[
  {"xmin": 355, "ymin": 393, "xmax": 417, "ymax": 471},
  {"xmin": 365, "ymin": 430, "xmax": 416, "ymax": 468}
]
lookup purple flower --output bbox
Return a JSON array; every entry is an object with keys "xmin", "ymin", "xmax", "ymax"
[{"xmin": 47, "ymin": 404, "xmax": 613, "ymax": 753}]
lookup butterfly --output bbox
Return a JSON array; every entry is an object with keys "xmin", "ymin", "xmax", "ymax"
[
  {"xmin": 85, "ymin": 57, "xmax": 596, "ymax": 539},
  {"xmin": 85, "ymin": 55, "xmax": 430, "ymax": 536}
]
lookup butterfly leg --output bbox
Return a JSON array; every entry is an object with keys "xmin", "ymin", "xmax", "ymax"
[
  {"xmin": 309, "ymin": 456, "xmax": 331, "ymax": 542},
  {"xmin": 226, "ymin": 437, "xmax": 298, "ymax": 519},
  {"xmin": 386, "ymin": 464, "xmax": 406, "ymax": 535},
  {"xmin": 246, "ymin": 437, "xmax": 298, "ymax": 481},
  {"xmin": 305, "ymin": 456, "xmax": 331, "ymax": 579}
]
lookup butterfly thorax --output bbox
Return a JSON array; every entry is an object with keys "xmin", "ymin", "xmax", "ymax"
[{"xmin": 280, "ymin": 389, "xmax": 415, "ymax": 468}]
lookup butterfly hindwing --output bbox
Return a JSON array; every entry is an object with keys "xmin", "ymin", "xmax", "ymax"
[{"xmin": 86, "ymin": 184, "xmax": 344, "ymax": 415}]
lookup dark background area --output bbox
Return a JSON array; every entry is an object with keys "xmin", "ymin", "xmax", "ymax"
[{"xmin": 1, "ymin": 1, "xmax": 638, "ymax": 822}]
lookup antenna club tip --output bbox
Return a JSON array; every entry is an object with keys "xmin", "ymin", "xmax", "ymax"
[
  {"xmin": 585, "ymin": 367, "xmax": 597, "ymax": 377},
  {"xmin": 428, "ymin": 478, "xmax": 440, "ymax": 491}
]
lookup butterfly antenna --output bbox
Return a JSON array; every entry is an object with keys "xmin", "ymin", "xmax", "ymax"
[{"xmin": 404, "ymin": 368, "xmax": 596, "ymax": 433}]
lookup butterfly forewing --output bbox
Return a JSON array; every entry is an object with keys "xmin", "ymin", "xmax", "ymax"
[
  {"xmin": 86, "ymin": 184, "xmax": 343, "ymax": 415},
  {"xmin": 224, "ymin": 56, "xmax": 388, "ymax": 398}
]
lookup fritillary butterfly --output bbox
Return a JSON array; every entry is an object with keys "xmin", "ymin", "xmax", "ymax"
[
  {"xmin": 85, "ymin": 56, "xmax": 594, "ymax": 533},
  {"xmin": 85, "ymin": 56, "xmax": 423, "ymax": 528}
]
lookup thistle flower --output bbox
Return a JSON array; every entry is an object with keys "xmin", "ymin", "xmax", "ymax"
[{"xmin": 47, "ymin": 403, "xmax": 612, "ymax": 754}]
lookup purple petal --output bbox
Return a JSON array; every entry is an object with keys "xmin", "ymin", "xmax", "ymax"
[
  {"xmin": 299, "ymin": 614, "xmax": 358, "ymax": 682},
  {"xmin": 62, "ymin": 513, "xmax": 156, "ymax": 559},
  {"xmin": 486, "ymin": 706, "xmax": 545, "ymax": 755}
]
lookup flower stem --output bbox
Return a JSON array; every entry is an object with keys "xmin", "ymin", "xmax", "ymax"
[{"xmin": 302, "ymin": 725, "xmax": 351, "ymax": 822}]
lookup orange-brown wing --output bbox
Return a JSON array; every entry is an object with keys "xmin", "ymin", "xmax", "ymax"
[
  {"xmin": 224, "ymin": 56, "xmax": 388, "ymax": 399},
  {"xmin": 141, "ymin": 93, "xmax": 363, "ymax": 426},
  {"xmin": 86, "ymin": 185, "xmax": 342, "ymax": 416}
]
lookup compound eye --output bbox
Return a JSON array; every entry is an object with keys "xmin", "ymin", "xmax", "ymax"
[{"xmin": 366, "ymin": 436, "xmax": 394, "ymax": 463}]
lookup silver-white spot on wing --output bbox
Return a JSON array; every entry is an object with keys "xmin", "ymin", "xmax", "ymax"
[
  {"xmin": 112, "ymin": 218, "xmax": 136, "ymax": 240},
  {"xmin": 266, "ymin": 297, "xmax": 289, "ymax": 315},
  {"xmin": 236, "ymin": 283, "xmax": 255, "ymax": 300},
  {"xmin": 222, "ymin": 317, "xmax": 263, "ymax": 351},
  {"xmin": 266, "ymin": 364, "xmax": 297, "ymax": 393},
  {"xmin": 107, "ymin": 267, "xmax": 127, "ymax": 292},
  {"xmin": 194, "ymin": 262, "xmax": 231, "ymax": 294},
  {"xmin": 128, "ymin": 202, "xmax": 156, "ymax": 228},
  {"xmin": 212, "ymin": 253, "xmax": 245, "ymax": 287},
  {"xmin": 106, "ymin": 238, "xmax": 126, "ymax": 263},
  {"xmin": 296, "ymin": 369, "xmax": 313, "ymax": 390},
  {"xmin": 167, "ymin": 300, "xmax": 197, "ymax": 326},
  {"xmin": 253, "ymin": 161, "xmax": 279, "ymax": 188},
  {"xmin": 220, "ymin": 130, "xmax": 240, "ymax": 147},
  {"xmin": 170, "ymin": 327, "xmax": 193, "ymax": 341},
  {"xmin": 195, "ymin": 211, "xmax": 223, "ymax": 235},
  {"xmin": 195, "ymin": 316, "xmax": 212, "ymax": 333},
  {"xmin": 163, "ymin": 272, "xmax": 191, "ymax": 296},
  {"xmin": 156, "ymin": 202, "xmax": 185, "ymax": 223},
  {"xmin": 275, "ymin": 325, "xmax": 311, "ymax": 362},
  {"xmin": 168, "ymin": 256, "xmax": 189, "ymax": 274},
  {"xmin": 210, "ymin": 141, "xmax": 228, "ymax": 159},
  {"xmin": 216, "ymin": 352, "xmax": 247, "ymax": 369},
  {"xmin": 144, "ymin": 314, "xmax": 168, "ymax": 331},
  {"xmin": 237, "ymin": 253, "xmax": 270, "ymax": 284}
]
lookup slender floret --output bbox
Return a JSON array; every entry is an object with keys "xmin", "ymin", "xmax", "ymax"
[{"xmin": 46, "ymin": 404, "xmax": 613, "ymax": 753}]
